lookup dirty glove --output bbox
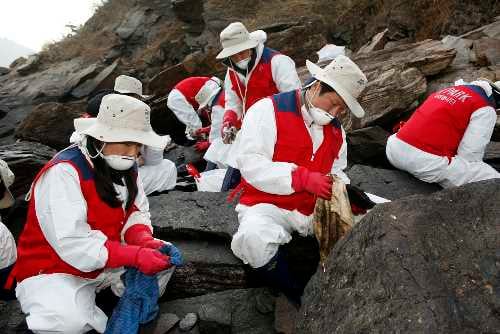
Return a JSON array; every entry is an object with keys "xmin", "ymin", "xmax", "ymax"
[
  {"xmin": 291, "ymin": 166, "xmax": 332, "ymax": 200},
  {"xmin": 345, "ymin": 184, "xmax": 376, "ymax": 212},
  {"xmin": 162, "ymin": 243, "xmax": 183, "ymax": 266},
  {"xmin": 105, "ymin": 241, "xmax": 171, "ymax": 276},
  {"xmin": 194, "ymin": 140, "xmax": 210, "ymax": 152},
  {"xmin": 124, "ymin": 224, "xmax": 164, "ymax": 249},
  {"xmin": 221, "ymin": 110, "xmax": 240, "ymax": 144},
  {"xmin": 193, "ymin": 126, "xmax": 211, "ymax": 138}
]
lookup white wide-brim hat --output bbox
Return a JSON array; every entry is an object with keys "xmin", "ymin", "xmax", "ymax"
[
  {"xmin": 306, "ymin": 55, "xmax": 368, "ymax": 118},
  {"xmin": 114, "ymin": 75, "xmax": 152, "ymax": 99},
  {"xmin": 0, "ymin": 159, "xmax": 15, "ymax": 209},
  {"xmin": 216, "ymin": 22, "xmax": 260, "ymax": 59},
  {"xmin": 196, "ymin": 77, "xmax": 222, "ymax": 110},
  {"xmin": 74, "ymin": 94, "xmax": 168, "ymax": 149}
]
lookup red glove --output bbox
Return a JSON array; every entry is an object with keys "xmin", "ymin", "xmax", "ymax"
[
  {"xmin": 124, "ymin": 224, "xmax": 164, "ymax": 249},
  {"xmin": 350, "ymin": 203, "xmax": 367, "ymax": 215},
  {"xmin": 194, "ymin": 140, "xmax": 210, "ymax": 152},
  {"xmin": 193, "ymin": 126, "xmax": 211, "ymax": 137},
  {"xmin": 291, "ymin": 166, "xmax": 333, "ymax": 200},
  {"xmin": 105, "ymin": 240, "xmax": 171, "ymax": 275},
  {"xmin": 221, "ymin": 110, "xmax": 241, "ymax": 136}
]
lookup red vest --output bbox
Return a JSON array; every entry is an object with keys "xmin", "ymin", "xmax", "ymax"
[
  {"xmin": 174, "ymin": 76, "xmax": 211, "ymax": 109},
  {"xmin": 397, "ymin": 85, "xmax": 494, "ymax": 158},
  {"xmin": 228, "ymin": 47, "xmax": 280, "ymax": 112},
  {"xmin": 12, "ymin": 146, "xmax": 138, "ymax": 283},
  {"xmin": 239, "ymin": 90, "xmax": 343, "ymax": 216}
]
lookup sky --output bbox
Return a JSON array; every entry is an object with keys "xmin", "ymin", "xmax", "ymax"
[{"xmin": 0, "ymin": 0, "xmax": 98, "ymax": 51}]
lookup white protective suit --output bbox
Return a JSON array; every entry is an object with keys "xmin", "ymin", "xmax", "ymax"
[
  {"xmin": 166, "ymin": 88, "xmax": 203, "ymax": 135},
  {"xmin": 70, "ymin": 132, "xmax": 176, "ymax": 195},
  {"xmin": 230, "ymin": 97, "xmax": 349, "ymax": 268},
  {"xmin": 222, "ymin": 31, "xmax": 302, "ymax": 168},
  {"xmin": 203, "ymin": 99, "xmax": 233, "ymax": 167},
  {"xmin": 15, "ymin": 146, "xmax": 172, "ymax": 334},
  {"xmin": 0, "ymin": 219, "xmax": 16, "ymax": 270},
  {"xmin": 386, "ymin": 80, "xmax": 500, "ymax": 188}
]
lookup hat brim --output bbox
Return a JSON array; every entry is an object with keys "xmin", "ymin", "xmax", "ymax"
[
  {"xmin": 216, "ymin": 39, "xmax": 259, "ymax": 59},
  {"xmin": 0, "ymin": 189, "xmax": 14, "ymax": 209},
  {"xmin": 306, "ymin": 60, "xmax": 365, "ymax": 118},
  {"xmin": 197, "ymin": 87, "xmax": 222, "ymax": 110},
  {"xmin": 74, "ymin": 118, "xmax": 168, "ymax": 150}
]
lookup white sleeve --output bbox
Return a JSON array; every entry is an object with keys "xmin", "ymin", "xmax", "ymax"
[
  {"xmin": 457, "ymin": 106, "xmax": 497, "ymax": 162},
  {"xmin": 331, "ymin": 126, "xmax": 350, "ymax": 184},
  {"xmin": 209, "ymin": 104, "xmax": 224, "ymax": 142},
  {"xmin": 271, "ymin": 55, "xmax": 302, "ymax": 93},
  {"xmin": 224, "ymin": 70, "xmax": 243, "ymax": 119},
  {"xmin": 167, "ymin": 89, "xmax": 202, "ymax": 131},
  {"xmin": 34, "ymin": 163, "xmax": 108, "ymax": 272},
  {"xmin": 121, "ymin": 173, "xmax": 153, "ymax": 241},
  {"xmin": 235, "ymin": 98, "xmax": 297, "ymax": 194},
  {"xmin": 142, "ymin": 145, "xmax": 164, "ymax": 166}
]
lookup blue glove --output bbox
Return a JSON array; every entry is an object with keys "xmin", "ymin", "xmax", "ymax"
[{"xmin": 161, "ymin": 243, "xmax": 183, "ymax": 267}]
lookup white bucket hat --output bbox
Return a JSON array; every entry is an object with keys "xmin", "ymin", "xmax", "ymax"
[
  {"xmin": 195, "ymin": 77, "xmax": 222, "ymax": 110},
  {"xmin": 216, "ymin": 22, "xmax": 260, "ymax": 59},
  {"xmin": 114, "ymin": 75, "xmax": 151, "ymax": 98},
  {"xmin": 0, "ymin": 159, "xmax": 15, "ymax": 209},
  {"xmin": 306, "ymin": 55, "xmax": 368, "ymax": 118},
  {"xmin": 74, "ymin": 94, "xmax": 168, "ymax": 149}
]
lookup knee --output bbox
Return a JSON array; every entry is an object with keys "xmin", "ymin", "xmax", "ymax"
[{"xmin": 27, "ymin": 309, "xmax": 88, "ymax": 334}]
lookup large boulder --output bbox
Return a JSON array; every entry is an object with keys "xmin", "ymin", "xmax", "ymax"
[
  {"xmin": 346, "ymin": 164, "xmax": 441, "ymax": 200},
  {"xmin": 484, "ymin": 141, "xmax": 500, "ymax": 171},
  {"xmin": 0, "ymin": 142, "xmax": 56, "ymax": 197},
  {"xmin": 347, "ymin": 126, "xmax": 391, "ymax": 167},
  {"xmin": 297, "ymin": 179, "xmax": 500, "ymax": 333},
  {"xmin": 15, "ymin": 102, "xmax": 85, "ymax": 150}
]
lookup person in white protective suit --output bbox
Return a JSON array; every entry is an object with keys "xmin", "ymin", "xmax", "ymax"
[
  {"xmin": 215, "ymin": 22, "xmax": 302, "ymax": 190},
  {"xmin": 386, "ymin": 79, "xmax": 500, "ymax": 188},
  {"xmin": 10, "ymin": 94, "xmax": 180, "ymax": 334},
  {"xmin": 230, "ymin": 56, "xmax": 368, "ymax": 305},
  {"xmin": 71, "ymin": 75, "xmax": 178, "ymax": 195},
  {"xmin": 0, "ymin": 159, "xmax": 17, "ymax": 300}
]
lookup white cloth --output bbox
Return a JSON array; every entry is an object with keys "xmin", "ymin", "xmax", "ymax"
[
  {"xmin": 386, "ymin": 134, "xmax": 500, "ymax": 188},
  {"xmin": 195, "ymin": 169, "xmax": 227, "ymax": 192},
  {"xmin": 139, "ymin": 146, "xmax": 177, "ymax": 195},
  {"xmin": 230, "ymin": 97, "xmax": 350, "ymax": 268},
  {"xmin": 33, "ymin": 147, "xmax": 153, "ymax": 273},
  {"xmin": 223, "ymin": 42, "xmax": 301, "ymax": 119},
  {"xmin": 167, "ymin": 88, "xmax": 202, "ymax": 134},
  {"xmin": 16, "ymin": 268, "xmax": 173, "ymax": 334},
  {"xmin": 231, "ymin": 203, "xmax": 314, "ymax": 268},
  {"xmin": 203, "ymin": 102, "xmax": 231, "ymax": 166},
  {"xmin": 0, "ymin": 219, "xmax": 16, "ymax": 269}
]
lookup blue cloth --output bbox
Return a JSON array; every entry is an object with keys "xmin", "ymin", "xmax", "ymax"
[{"xmin": 104, "ymin": 244, "xmax": 183, "ymax": 334}]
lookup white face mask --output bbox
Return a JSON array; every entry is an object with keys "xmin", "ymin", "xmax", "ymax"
[
  {"xmin": 102, "ymin": 154, "xmax": 136, "ymax": 171},
  {"xmin": 309, "ymin": 106, "xmax": 334, "ymax": 125},
  {"xmin": 235, "ymin": 57, "xmax": 250, "ymax": 70}
]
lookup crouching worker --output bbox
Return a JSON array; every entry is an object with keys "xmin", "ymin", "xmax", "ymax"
[
  {"xmin": 230, "ymin": 56, "xmax": 367, "ymax": 306},
  {"xmin": 0, "ymin": 159, "xmax": 17, "ymax": 300},
  {"xmin": 9, "ymin": 94, "xmax": 181, "ymax": 333},
  {"xmin": 386, "ymin": 79, "xmax": 500, "ymax": 187}
]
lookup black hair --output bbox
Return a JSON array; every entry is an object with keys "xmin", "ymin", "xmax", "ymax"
[
  {"xmin": 318, "ymin": 81, "xmax": 336, "ymax": 95},
  {"xmin": 0, "ymin": 179, "xmax": 5, "ymax": 200},
  {"xmin": 86, "ymin": 136, "xmax": 138, "ymax": 210}
]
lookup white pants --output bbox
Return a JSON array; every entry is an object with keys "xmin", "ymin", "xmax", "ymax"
[
  {"xmin": 0, "ymin": 221, "xmax": 16, "ymax": 269},
  {"xmin": 386, "ymin": 135, "xmax": 500, "ymax": 188},
  {"xmin": 16, "ymin": 268, "xmax": 173, "ymax": 334},
  {"xmin": 139, "ymin": 159, "xmax": 177, "ymax": 195},
  {"xmin": 231, "ymin": 203, "xmax": 314, "ymax": 268}
]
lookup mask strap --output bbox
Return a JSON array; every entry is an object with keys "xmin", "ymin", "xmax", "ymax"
[{"xmin": 89, "ymin": 142, "xmax": 106, "ymax": 159}]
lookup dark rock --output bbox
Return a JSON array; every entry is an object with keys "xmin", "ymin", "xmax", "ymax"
[
  {"xmin": 0, "ymin": 142, "xmax": 56, "ymax": 197},
  {"xmin": 297, "ymin": 179, "xmax": 500, "ymax": 333},
  {"xmin": 15, "ymin": 102, "xmax": 85, "ymax": 150},
  {"xmin": 198, "ymin": 303, "xmax": 231, "ymax": 334},
  {"xmin": 16, "ymin": 54, "xmax": 40, "ymax": 76},
  {"xmin": 0, "ymin": 67, "xmax": 9, "ymax": 76},
  {"xmin": 179, "ymin": 313, "xmax": 198, "ymax": 332},
  {"xmin": 116, "ymin": 9, "xmax": 147, "ymax": 40},
  {"xmin": 160, "ymin": 289, "xmax": 275, "ymax": 334},
  {"xmin": 357, "ymin": 28, "xmax": 389, "ymax": 54},
  {"xmin": 493, "ymin": 116, "xmax": 500, "ymax": 142},
  {"xmin": 61, "ymin": 62, "xmax": 100, "ymax": 96},
  {"xmin": 484, "ymin": 141, "xmax": 500, "ymax": 171},
  {"xmin": 274, "ymin": 295, "xmax": 297, "ymax": 334},
  {"xmin": 165, "ymin": 240, "xmax": 247, "ymax": 300},
  {"xmin": 149, "ymin": 191, "xmax": 237, "ymax": 241},
  {"xmin": 346, "ymin": 164, "xmax": 441, "ymax": 200},
  {"xmin": 71, "ymin": 59, "xmax": 119, "ymax": 99},
  {"xmin": 141, "ymin": 312, "xmax": 180, "ymax": 334},
  {"xmin": 347, "ymin": 126, "xmax": 391, "ymax": 167},
  {"xmin": 471, "ymin": 37, "xmax": 500, "ymax": 66},
  {"xmin": 0, "ymin": 301, "xmax": 25, "ymax": 333},
  {"xmin": 8, "ymin": 56, "xmax": 26, "ymax": 69}
]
